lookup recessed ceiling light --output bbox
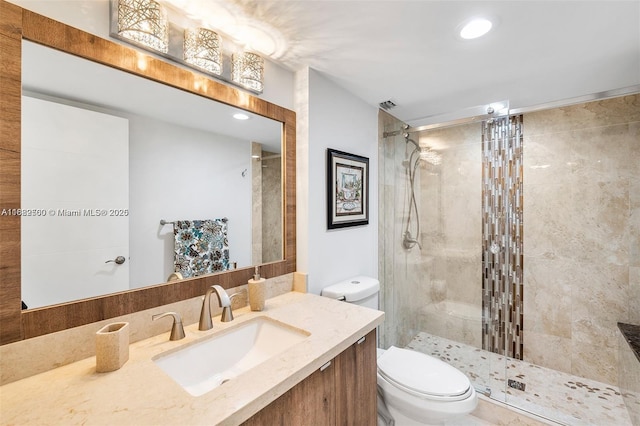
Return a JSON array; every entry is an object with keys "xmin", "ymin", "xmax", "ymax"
[
  {"xmin": 233, "ymin": 112, "xmax": 250, "ymax": 120},
  {"xmin": 459, "ymin": 18, "xmax": 493, "ymax": 40}
]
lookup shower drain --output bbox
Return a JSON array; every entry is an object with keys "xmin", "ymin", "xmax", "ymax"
[{"xmin": 508, "ymin": 379, "xmax": 527, "ymax": 391}]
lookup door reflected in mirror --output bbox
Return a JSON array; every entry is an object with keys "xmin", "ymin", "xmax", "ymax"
[{"xmin": 21, "ymin": 40, "xmax": 283, "ymax": 309}]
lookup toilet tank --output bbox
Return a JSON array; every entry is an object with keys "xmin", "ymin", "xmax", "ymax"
[{"xmin": 321, "ymin": 276, "xmax": 380, "ymax": 310}]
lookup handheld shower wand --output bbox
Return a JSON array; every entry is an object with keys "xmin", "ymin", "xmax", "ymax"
[{"xmin": 402, "ymin": 134, "xmax": 423, "ymax": 250}]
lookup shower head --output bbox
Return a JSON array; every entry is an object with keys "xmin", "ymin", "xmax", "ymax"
[{"xmin": 404, "ymin": 135, "xmax": 421, "ymax": 150}]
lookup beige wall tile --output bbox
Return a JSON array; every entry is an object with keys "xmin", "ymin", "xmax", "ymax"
[
  {"xmin": 524, "ymin": 331, "xmax": 572, "ymax": 375},
  {"xmin": 523, "ymin": 94, "xmax": 638, "ymax": 385},
  {"xmin": 523, "ymin": 258, "xmax": 572, "ymax": 338},
  {"xmin": 571, "ymin": 341, "xmax": 618, "ymax": 385}
]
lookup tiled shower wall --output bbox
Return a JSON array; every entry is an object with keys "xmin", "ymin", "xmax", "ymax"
[
  {"xmin": 251, "ymin": 144, "xmax": 282, "ymax": 265},
  {"xmin": 523, "ymin": 94, "xmax": 639, "ymax": 385},
  {"xmin": 378, "ymin": 110, "xmax": 429, "ymax": 348},
  {"xmin": 378, "ymin": 93, "xmax": 639, "ymax": 387},
  {"xmin": 378, "ymin": 110, "xmax": 483, "ymax": 349},
  {"xmin": 417, "ymin": 121, "xmax": 483, "ymax": 348}
]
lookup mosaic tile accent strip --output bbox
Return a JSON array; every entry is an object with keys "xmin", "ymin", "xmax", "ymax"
[
  {"xmin": 481, "ymin": 115, "xmax": 524, "ymax": 359},
  {"xmin": 407, "ymin": 332, "xmax": 634, "ymax": 426}
]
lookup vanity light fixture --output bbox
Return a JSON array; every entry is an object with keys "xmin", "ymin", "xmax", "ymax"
[
  {"xmin": 459, "ymin": 17, "xmax": 493, "ymax": 40},
  {"xmin": 231, "ymin": 51, "xmax": 264, "ymax": 92},
  {"xmin": 183, "ymin": 28, "xmax": 222, "ymax": 75},
  {"xmin": 110, "ymin": 0, "xmax": 266, "ymax": 94},
  {"xmin": 116, "ymin": 0, "xmax": 169, "ymax": 53}
]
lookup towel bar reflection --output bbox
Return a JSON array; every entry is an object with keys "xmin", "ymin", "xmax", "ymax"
[{"xmin": 160, "ymin": 218, "xmax": 228, "ymax": 226}]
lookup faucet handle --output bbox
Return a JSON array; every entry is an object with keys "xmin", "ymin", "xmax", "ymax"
[
  {"xmin": 229, "ymin": 291, "xmax": 242, "ymax": 304},
  {"xmin": 221, "ymin": 292, "xmax": 243, "ymax": 323},
  {"xmin": 152, "ymin": 311, "xmax": 186, "ymax": 341}
]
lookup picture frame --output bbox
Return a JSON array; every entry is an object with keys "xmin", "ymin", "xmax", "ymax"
[{"xmin": 327, "ymin": 148, "xmax": 369, "ymax": 229}]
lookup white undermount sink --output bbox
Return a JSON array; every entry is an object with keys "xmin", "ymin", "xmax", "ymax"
[{"xmin": 152, "ymin": 316, "xmax": 310, "ymax": 396}]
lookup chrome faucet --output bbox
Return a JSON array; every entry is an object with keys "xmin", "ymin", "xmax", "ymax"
[
  {"xmin": 199, "ymin": 285, "xmax": 237, "ymax": 330},
  {"xmin": 152, "ymin": 311, "xmax": 185, "ymax": 341}
]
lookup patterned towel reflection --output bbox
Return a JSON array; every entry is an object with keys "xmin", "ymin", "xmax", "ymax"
[{"xmin": 173, "ymin": 219, "xmax": 229, "ymax": 278}]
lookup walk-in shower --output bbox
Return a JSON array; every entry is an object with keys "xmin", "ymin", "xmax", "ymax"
[{"xmin": 378, "ymin": 90, "xmax": 639, "ymax": 425}]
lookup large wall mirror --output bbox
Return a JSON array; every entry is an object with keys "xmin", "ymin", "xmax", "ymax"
[
  {"xmin": 21, "ymin": 40, "xmax": 283, "ymax": 309},
  {"xmin": 0, "ymin": 2, "xmax": 296, "ymax": 345}
]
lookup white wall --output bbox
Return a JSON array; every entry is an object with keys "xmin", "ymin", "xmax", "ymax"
[
  {"xmin": 296, "ymin": 68, "xmax": 379, "ymax": 295},
  {"xmin": 128, "ymin": 114, "xmax": 251, "ymax": 287}
]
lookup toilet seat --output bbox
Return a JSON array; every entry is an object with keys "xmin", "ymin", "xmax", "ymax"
[{"xmin": 377, "ymin": 346, "xmax": 473, "ymax": 402}]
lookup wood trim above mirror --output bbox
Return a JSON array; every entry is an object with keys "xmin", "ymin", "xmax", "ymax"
[{"xmin": 0, "ymin": 1, "xmax": 296, "ymax": 345}]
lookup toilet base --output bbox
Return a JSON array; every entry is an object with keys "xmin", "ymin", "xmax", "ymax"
[
  {"xmin": 378, "ymin": 403, "xmax": 466, "ymax": 426},
  {"xmin": 377, "ymin": 375, "xmax": 478, "ymax": 425}
]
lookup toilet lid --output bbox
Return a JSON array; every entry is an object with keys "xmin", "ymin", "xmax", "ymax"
[{"xmin": 377, "ymin": 346, "xmax": 471, "ymax": 399}]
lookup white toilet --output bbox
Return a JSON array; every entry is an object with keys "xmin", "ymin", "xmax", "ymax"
[{"xmin": 321, "ymin": 276, "xmax": 478, "ymax": 425}]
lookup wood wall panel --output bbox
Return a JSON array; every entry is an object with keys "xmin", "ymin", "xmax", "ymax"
[
  {"xmin": 1, "ymin": 1, "xmax": 296, "ymax": 343},
  {"xmin": 0, "ymin": 34, "xmax": 21, "ymax": 153},
  {"xmin": 0, "ymin": 0, "xmax": 22, "ymax": 345},
  {"xmin": 283, "ymin": 113, "xmax": 297, "ymax": 273},
  {"xmin": 0, "ymin": 0, "xmax": 20, "ymax": 39}
]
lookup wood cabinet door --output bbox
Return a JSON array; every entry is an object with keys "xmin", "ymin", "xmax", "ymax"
[
  {"xmin": 335, "ymin": 329, "xmax": 378, "ymax": 426},
  {"xmin": 243, "ymin": 360, "xmax": 336, "ymax": 426},
  {"xmin": 244, "ymin": 328, "xmax": 377, "ymax": 426}
]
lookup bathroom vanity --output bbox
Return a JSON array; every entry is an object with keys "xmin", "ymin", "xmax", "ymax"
[
  {"xmin": 243, "ymin": 328, "xmax": 377, "ymax": 425},
  {"xmin": 0, "ymin": 292, "xmax": 383, "ymax": 425}
]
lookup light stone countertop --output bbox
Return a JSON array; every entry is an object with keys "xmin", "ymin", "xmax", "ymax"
[{"xmin": 0, "ymin": 292, "xmax": 384, "ymax": 426}]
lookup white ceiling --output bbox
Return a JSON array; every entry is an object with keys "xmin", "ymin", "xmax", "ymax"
[
  {"xmin": 229, "ymin": 0, "xmax": 640, "ymax": 126},
  {"xmin": 20, "ymin": 1, "xmax": 640, "ymax": 133}
]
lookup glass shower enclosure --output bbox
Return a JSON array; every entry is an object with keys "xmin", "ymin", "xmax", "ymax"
[
  {"xmin": 379, "ymin": 107, "xmax": 507, "ymax": 399},
  {"xmin": 378, "ymin": 91, "xmax": 639, "ymax": 424}
]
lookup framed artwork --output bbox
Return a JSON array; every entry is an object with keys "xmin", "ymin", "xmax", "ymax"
[{"xmin": 327, "ymin": 148, "xmax": 369, "ymax": 229}]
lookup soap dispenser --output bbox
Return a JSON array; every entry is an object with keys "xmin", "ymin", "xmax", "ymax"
[{"xmin": 248, "ymin": 266, "xmax": 266, "ymax": 311}]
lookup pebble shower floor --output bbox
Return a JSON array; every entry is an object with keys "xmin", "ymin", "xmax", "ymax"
[{"xmin": 407, "ymin": 332, "xmax": 634, "ymax": 425}]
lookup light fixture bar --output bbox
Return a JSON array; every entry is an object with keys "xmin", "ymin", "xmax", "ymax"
[{"xmin": 109, "ymin": 0, "xmax": 264, "ymax": 94}]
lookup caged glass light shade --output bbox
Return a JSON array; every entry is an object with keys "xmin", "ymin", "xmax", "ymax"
[
  {"xmin": 231, "ymin": 51, "xmax": 264, "ymax": 92},
  {"xmin": 117, "ymin": 0, "xmax": 169, "ymax": 53},
  {"xmin": 184, "ymin": 28, "xmax": 222, "ymax": 75}
]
